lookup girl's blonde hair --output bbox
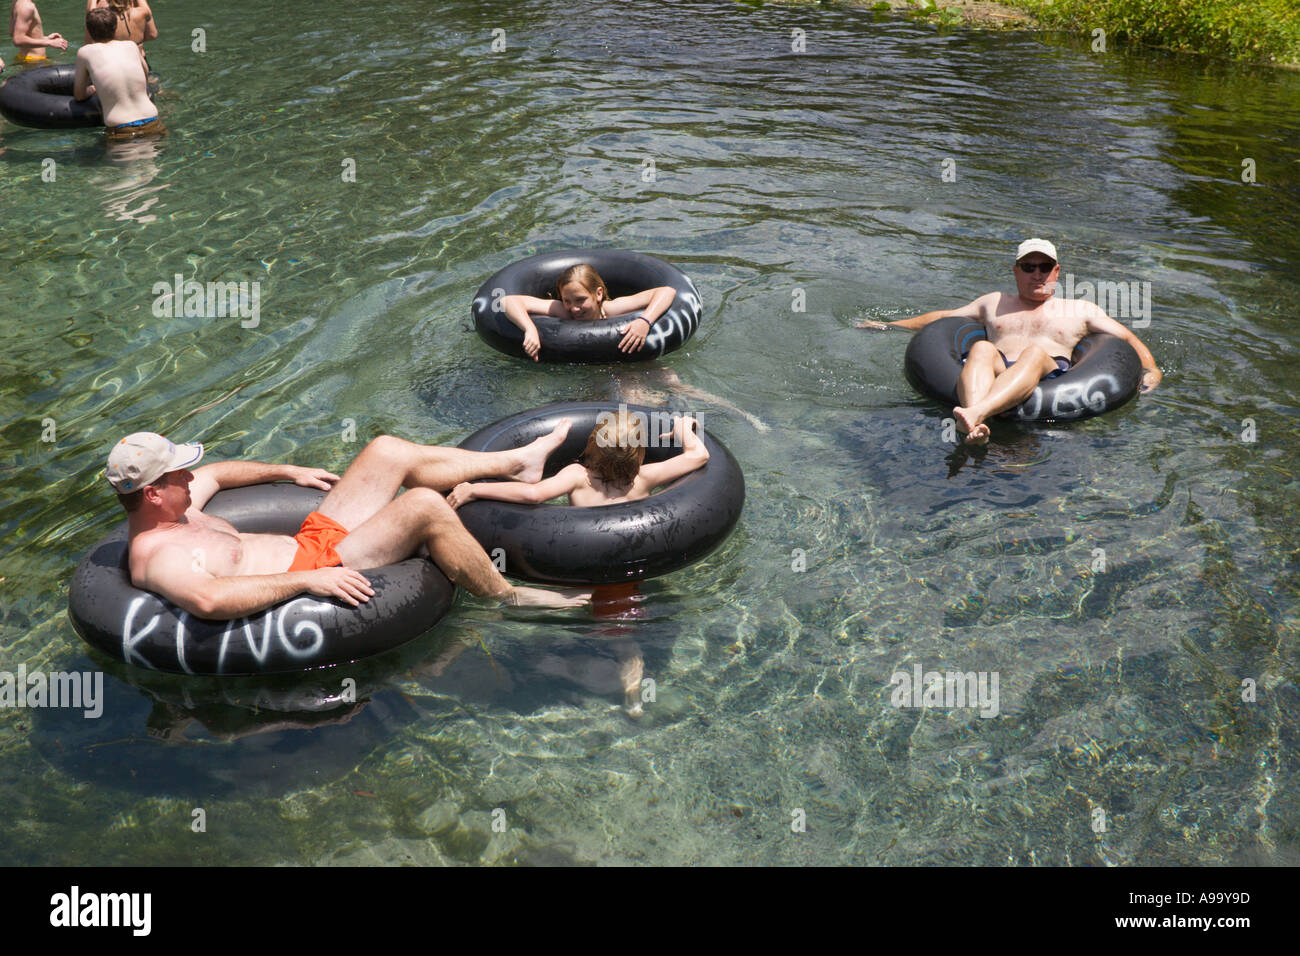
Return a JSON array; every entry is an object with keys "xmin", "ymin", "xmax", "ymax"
[{"xmin": 580, "ymin": 413, "xmax": 645, "ymax": 489}]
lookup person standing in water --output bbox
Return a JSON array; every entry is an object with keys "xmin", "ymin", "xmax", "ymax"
[
  {"xmin": 75, "ymin": 9, "xmax": 161, "ymax": 139},
  {"xmin": 85, "ymin": 0, "xmax": 156, "ymax": 73},
  {"xmin": 10, "ymin": 0, "xmax": 67, "ymax": 65}
]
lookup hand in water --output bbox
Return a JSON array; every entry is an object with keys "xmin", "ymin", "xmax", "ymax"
[{"xmin": 855, "ymin": 319, "xmax": 891, "ymax": 330}]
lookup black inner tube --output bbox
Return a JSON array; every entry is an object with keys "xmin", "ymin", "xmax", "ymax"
[
  {"xmin": 455, "ymin": 401, "xmax": 745, "ymax": 584},
  {"xmin": 1, "ymin": 64, "xmax": 106, "ymax": 128},
  {"xmin": 903, "ymin": 315, "xmax": 1143, "ymax": 422},
  {"xmin": 0, "ymin": 63, "xmax": 157, "ymax": 129},
  {"xmin": 471, "ymin": 249, "xmax": 703, "ymax": 364}
]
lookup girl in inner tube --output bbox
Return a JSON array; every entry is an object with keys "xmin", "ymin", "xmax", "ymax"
[
  {"xmin": 446, "ymin": 412, "xmax": 707, "ymax": 510},
  {"xmin": 500, "ymin": 264, "xmax": 676, "ymax": 361}
]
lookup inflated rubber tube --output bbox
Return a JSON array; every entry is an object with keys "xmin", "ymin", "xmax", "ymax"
[
  {"xmin": 456, "ymin": 401, "xmax": 744, "ymax": 584},
  {"xmin": 0, "ymin": 64, "xmax": 141, "ymax": 129},
  {"xmin": 67, "ymin": 484, "xmax": 455, "ymax": 676},
  {"xmin": 904, "ymin": 315, "xmax": 1143, "ymax": 422},
  {"xmin": 471, "ymin": 249, "xmax": 703, "ymax": 363}
]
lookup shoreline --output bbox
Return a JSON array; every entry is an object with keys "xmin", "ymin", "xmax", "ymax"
[{"xmin": 812, "ymin": 0, "xmax": 1300, "ymax": 69}]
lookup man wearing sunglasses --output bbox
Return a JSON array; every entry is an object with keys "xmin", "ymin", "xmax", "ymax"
[{"xmin": 858, "ymin": 238, "xmax": 1161, "ymax": 443}]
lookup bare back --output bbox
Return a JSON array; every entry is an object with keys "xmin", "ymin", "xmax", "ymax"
[
  {"xmin": 77, "ymin": 39, "xmax": 152, "ymax": 126},
  {"xmin": 85, "ymin": 0, "xmax": 153, "ymax": 46},
  {"xmin": 568, "ymin": 466, "xmax": 654, "ymax": 507}
]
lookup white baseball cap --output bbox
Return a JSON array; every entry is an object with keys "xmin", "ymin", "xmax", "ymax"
[
  {"xmin": 1016, "ymin": 238, "xmax": 1058, "ymax": 262},
  {"xmin": 106, "ymin": 432, "xmax": 204, "ymax": 493}
]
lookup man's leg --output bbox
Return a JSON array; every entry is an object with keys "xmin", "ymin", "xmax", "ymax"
[
  {"xmin": 318, "ymin": 424, "xmax": 571, "ymax": 530},
  {"xmin": 953, "ymin": 345, "xmax": 1058, "ymax": 443},
  {"xmin": 334, "ymin": 487, "xmax": 589, "ymax": 609}
]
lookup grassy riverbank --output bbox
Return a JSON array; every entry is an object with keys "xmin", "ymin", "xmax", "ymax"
[
  {"xmin": 830, "ymin": 0, "xmax": 1300, "ymax": 65},
  {"xmin": 1015, "ymin": 0, "xmax": 1300, "ymax": 65}
]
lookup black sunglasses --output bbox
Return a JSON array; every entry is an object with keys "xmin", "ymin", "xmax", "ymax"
[{"xmin": 1018, "ymin": 261, "xmax": 1056, "ymax": 274}]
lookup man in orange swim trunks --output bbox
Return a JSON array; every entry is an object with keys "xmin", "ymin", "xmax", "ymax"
[{"xmin": 105, "ymin": 429, "xmax": 589, "ymax": 619}]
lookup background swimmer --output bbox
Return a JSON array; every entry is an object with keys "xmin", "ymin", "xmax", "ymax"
[
  {"xmin": 85, "ymin": 0, "xmax": 156, "ymax": 71},
  {"xmin": 10, "ymin": 0, "xmax": 68, "ymax": 64}
]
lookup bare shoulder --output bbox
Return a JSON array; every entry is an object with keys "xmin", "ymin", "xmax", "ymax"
[
  {"xmin": 562, "ymin": 462, "xmax": 592, "ymax": 488},
  {"xmin": 128, "ymin": 528, "xmax": 184, "ymax": 584},
  {"xmin": 968, "ymin": 291, "xmax": 1004, "ymax": 319}
]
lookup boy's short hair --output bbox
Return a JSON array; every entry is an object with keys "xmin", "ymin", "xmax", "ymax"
[{"xmin": 86, "ymin": 8, "xmax": 118, "ymax": 42}]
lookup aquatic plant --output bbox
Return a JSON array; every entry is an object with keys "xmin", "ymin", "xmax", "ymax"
[{"xmin": 1018, "ymin": 0, "xmax": 1300, "ymax": 65}]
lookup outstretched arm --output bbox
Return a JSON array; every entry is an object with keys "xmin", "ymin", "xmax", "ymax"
[
  {"xmin": 857, "ymin": 293, "xmax": 993, "ymax": 332},
  {"xmin": 141, "ymin": 547, "xmax": 373, "ymax": 618},
  {"xmin": 447, "ymin": 463, "xmax": 588, "ymax": 509},
  {"xmin": 638, "ymin": 418, "xmax": 709, "ymax": 488},
  {"xmin": 1084, "ymin": 308, "xmax": 1162, "ymax": 392},
  {"xmin": 188, "ymin": 461, "xmax": 340, "ymax": 510}
]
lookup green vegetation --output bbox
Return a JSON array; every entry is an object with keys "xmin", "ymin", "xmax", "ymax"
[{"xmin": 1015, "ymin": 0, "xmax": 1300, "ymax": 65}]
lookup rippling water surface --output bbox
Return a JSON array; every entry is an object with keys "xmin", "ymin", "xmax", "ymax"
[{"xmin": 2, "ymin": 0, "xmax": 1298, "ymax": 865}]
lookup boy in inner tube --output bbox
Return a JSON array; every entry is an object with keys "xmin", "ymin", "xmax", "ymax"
[{"xmin": 857, "ymin": 238, "xmax": 1161, "ymax": 443}]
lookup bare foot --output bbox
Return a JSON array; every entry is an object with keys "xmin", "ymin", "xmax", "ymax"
[
  {"xmin": 952, "ymin": 406, "xmax": 990, "ymax": 444},
  {"xmin": 504, "ymin": 584, "xmax": 592, "ymax": 609},
  {"xmin": 511, "ymin": 419, "xmax": 571, "ymax": 483}
]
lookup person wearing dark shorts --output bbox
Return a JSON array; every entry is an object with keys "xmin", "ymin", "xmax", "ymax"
[
  {"xmin": 963, "ymin": 349, "xmax": 1071, "ymax": 380},
  {"xmin": 857, "ymin": 237, "xmax": 1161, "ymax": 443}
]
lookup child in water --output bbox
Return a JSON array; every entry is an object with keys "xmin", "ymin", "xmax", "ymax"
[
  {"xmin": 448, "ymin": 412, "xmax": 705, "ymax": 720},
  {"xmin": 501, "ymin": 264, "xmax": 676, "ymax": 361},
  {"xmin": 446, "ymin": 413, "xmax": 708, "ymax": 510}
]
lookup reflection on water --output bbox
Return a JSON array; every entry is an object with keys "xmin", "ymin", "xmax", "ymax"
[
  {"xmin": 97, "ymin": 136, "xmax": 169, "ymax": 224},
  {"xmin": 0, "ymin": 0, "xmax": 1297, "ymax": 866}
]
